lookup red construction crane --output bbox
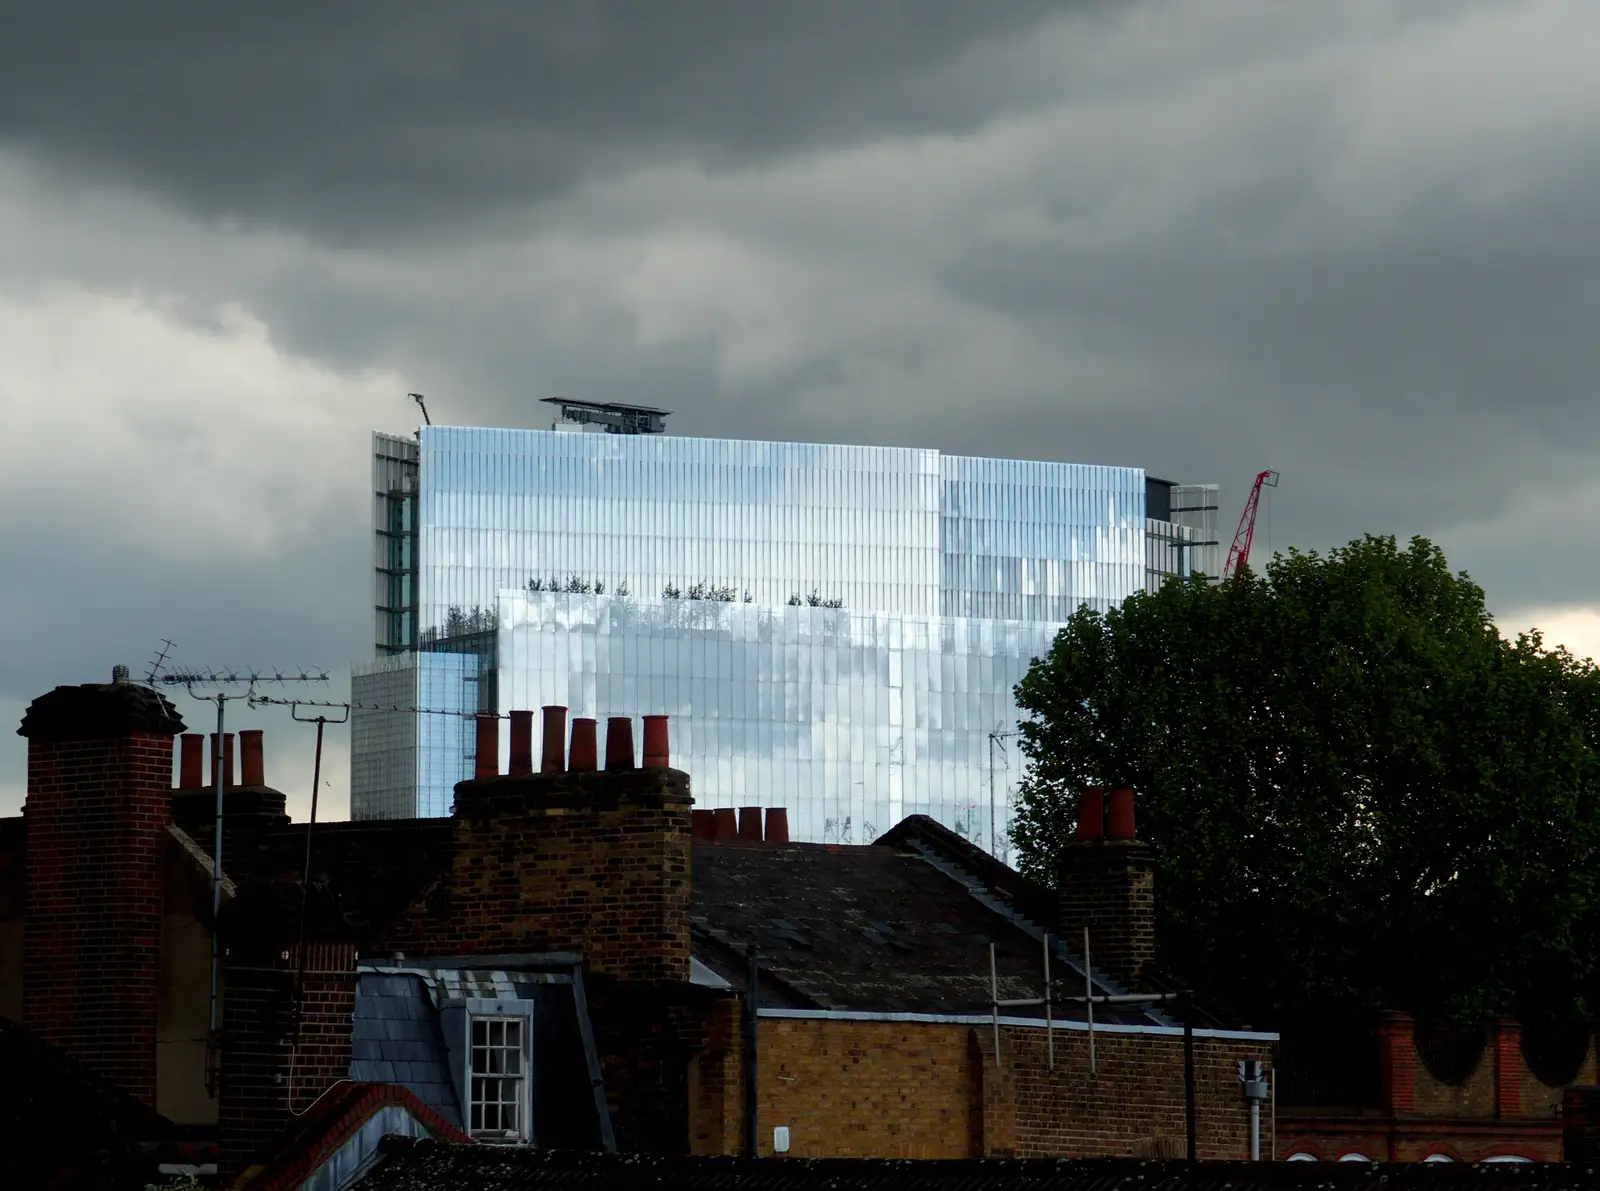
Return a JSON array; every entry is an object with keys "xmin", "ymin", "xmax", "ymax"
[{"xmin": 1224, "ymin": 469, "xmax": 1280, "ymax": 582}]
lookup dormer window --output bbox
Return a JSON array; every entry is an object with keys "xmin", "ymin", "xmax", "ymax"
[{"xmin": 468, "ymin": 1016, "xmax": 527, "ymax": 1140}]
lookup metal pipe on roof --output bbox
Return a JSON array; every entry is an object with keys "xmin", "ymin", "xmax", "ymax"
[
  {"xmin": 1184, "ymin": 994, "xmax": 1197, "ymax": 1161},
  {"xmin": 1044, "ymin": 932, "xmax": 1053, "ymax": 1071},
  {"xmin": 1085, "ymin": 928, "xmax": 1096, "ymax": 1075},
  {"xmin": 989, "ymin": 943, "xmax": 1000, "ymax": 1069},
  {"xmin": 744, "ymin": 946, "xmax": 760, "ymax": 1157}
]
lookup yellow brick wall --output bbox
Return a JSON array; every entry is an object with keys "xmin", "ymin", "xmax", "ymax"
[{"xmin": 756, "ymin": 1019, "xmax": 977, "ymax": 1158}]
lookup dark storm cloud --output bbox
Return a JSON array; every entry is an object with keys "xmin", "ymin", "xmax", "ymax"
[
  {"xmin": 6, "ymin": 0, "xmax": 1600, "ymax": 815},
  {"xmin": 0, "ymin": 0, "xmax": 1074, "ymax": 240}
]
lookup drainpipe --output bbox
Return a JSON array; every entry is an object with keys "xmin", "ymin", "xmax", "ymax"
[
  {"xmin": 1184, "ymin": 993, "xmax": 1196, "ymax": 1160},
  {"xmin": 744, "ymin": 946, "xmax": 760, "ymax": 1157},
  {"xmin": 1241, "ymin": 1059, "xmax": 1269, "ymax": 1160}
]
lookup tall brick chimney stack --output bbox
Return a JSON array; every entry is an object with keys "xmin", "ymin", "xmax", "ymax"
[
  {"xmin": 414, "ymin": 710, "xmax": 692, "ymax": 982},
  {"xmin": 1055, "ymin": 786, "xmax": 1156, "ymax": 989},
  {"xmin": 16, "ymin": 665, "xmax": 185, "ymax": 1107}
]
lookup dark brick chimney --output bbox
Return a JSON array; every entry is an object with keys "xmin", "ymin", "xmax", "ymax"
[
  {"xmin": 16, "ymin": 666, "xmax": 185, "ymax": 1107},
  {"xmin": 1055, "ymin": 786, "xmax": 1155, "ymax": 989},
  {"xmin": 217, "ymin": 880, "xmax": 358, "ymax": 1179},
  {"xmin": 402, "ymin": 712, "xmax": 692, "ymax": 982}
]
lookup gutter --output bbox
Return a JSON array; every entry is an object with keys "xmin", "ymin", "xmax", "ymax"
[{"xmin": 757, "ymin": 1006, "xmax": 1278, "ymax": 1042}]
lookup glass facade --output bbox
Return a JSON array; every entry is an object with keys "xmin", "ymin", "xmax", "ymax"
[
  {"xmin": 498, "ymin": 592, "xmax": 1060, "ymax": 855},
  {"xmin": 354, "ymin": 424, "xmax": 1214, "ymax": 848},
  {"xmin": 352, "ymin": 651, "xmax": 478, "ymax": 819}
]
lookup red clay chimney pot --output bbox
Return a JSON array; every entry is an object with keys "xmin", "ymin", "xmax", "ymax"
[
  {"xmin": 474, "ymin": 714, "xmax": 499, "ymax": 779},
  {"xmin": 1105, "ymin": 787, "xmax": 1136, "ymax": 840},
  {"xmin": 508, "ymin": 709, "xmax": 535, "ymax": 775},
  {"xmin": 1075, "ymin": 787, "xmax": 1105, "ymax": 841},
  {"xmin": 604, "ymin": 717, "xmax": 635, "ymax": 770},
  {"xmin": 738, "ymin": 806, "xmax": 764, "ymax": 842},
  {"xmin": 764, "ymin": 807, "xmax": 790, "ymax": 844},
  {"xmin": 642, "ymin": 714, "xmax": 670, "ymax": 769},
  {"xmin": 691, "ymin": 808, "xmax": 716, "ymax": 839},
  {"xmin": 569, "ymin": 717, "xmax": 598, "ymax": 772},
  {"xmin": 712, "ymin": 807, "xmax": 738, "ymax": 840},
  {"xmin": 540, "ymin": 705, "xmax": 567, "ymax": 774},
  {"xmin": 179, "ymin": 733, "xmax": 204, "ymax": 788},
  {"xmin": 239, "ymin": 729, "xmax": 264, "ymax": 787}
]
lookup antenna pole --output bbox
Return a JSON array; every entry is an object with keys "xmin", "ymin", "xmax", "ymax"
[
  {"xmin": 409, "ymin": 392, "xmax": 431, "ymax": 426},
  {"xmin": 154, "ymin": 665, "xmax": 331, "ymax": 1098},
  {"xmin": 988, "ymin": 734, "xmax": 996, "ymax": 860},
  {"xmin": 206, "ymin": 693, "xmax": 226, "ymax": 1094}
]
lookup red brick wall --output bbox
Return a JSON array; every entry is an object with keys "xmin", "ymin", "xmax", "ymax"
[
  {"xmin": 1280, "ymin": 1012, "xmax": 1582, "ymax": 1162},
  {"xmin": 218, "ymin": 940, "xmax": 356, "ymax": 1178},
  {"xmin": 1276, "ymin": 1116, "xmax": 1562, "ymax": 1163},
  {"xmin": 23, "ymin": 733, "xmax": 173, "ymax": 1107}
]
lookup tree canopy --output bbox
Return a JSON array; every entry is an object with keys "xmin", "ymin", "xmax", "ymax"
[{"xmin": 1012, "ymin": 535, "xmax": 1600, "ymax": 1044}]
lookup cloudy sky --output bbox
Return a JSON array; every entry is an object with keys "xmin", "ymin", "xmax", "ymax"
[{"xmin": 4, "ymin": 0, "xmax": 1599, "ymax": 818}]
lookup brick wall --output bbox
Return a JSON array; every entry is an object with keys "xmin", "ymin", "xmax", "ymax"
[
  {"xmin": 218, "ymin": 939, "xmax": 356, "ymax": 1178},
  {"xmin": 1276, "ymin": 1116, "xmax": 1563, "ymax": 1163},
  {"xmin": 981, "ymin": 1025, "xmax": 1263, "ymax": 1159},
  {"xmin": 581, "ymin": 979, "xmax": 722, "ymax": 1154},
  {"xmin": 688, "ymin": 994, "xmax": 743, "ymax": 1156},
  {"xmin": 22, "ymin": 733, "xmax": 175, "ymax": 1107},
  {"xmin": 1280, "ymin": 1011, "xmax": 1588, "ymax": 1162},
  {"xmin": 758, "ymin": 1019, "xmax": 978, "ymax": 1158},
  {"xmin": 743, "ymin": 1018, "xmax": 1268, "ymax": 1159},
  {"xmin": 1056, "ymin": 840, "xmax": 1155, "ymax": 989},
  {"xmin": 395, "ymin": 767, "xmax": 692, "ymax": 983}
]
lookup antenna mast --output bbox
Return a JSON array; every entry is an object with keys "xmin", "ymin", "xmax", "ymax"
[
  {"xmin": 151, "ymin": 663, "xmax": 330, "ymax": 1095},
  {"xmin": 409, "ymin": 392, "xmax": 432, "ymax": 426}
]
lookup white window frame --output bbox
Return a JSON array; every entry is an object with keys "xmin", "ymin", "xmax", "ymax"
[
  {"xmin": 439, "ymin": 996, "xmax": 538, "ymax": 1145},
  {"xmin": 468, "ymin": 1015, "xmax": 529, "ymax": 1142}
]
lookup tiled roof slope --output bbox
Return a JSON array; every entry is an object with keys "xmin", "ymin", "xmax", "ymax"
[
  {"xmin": 360, "ymin": 1137, "xmax": 1600, "ymax": 1190},
  {"xmin": 0, "ymin": 1014, "xmax": 173, "ymax": 1190},
  {"xmin": 235, "ymin": 1082, "xmax": 468, "ymax": 1191},
  {"xmin": 689, "ymin": 837, "xmax": 1153, "ymax": 1024}
]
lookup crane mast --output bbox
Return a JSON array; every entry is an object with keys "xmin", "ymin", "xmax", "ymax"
[{"xmin": 1224, "ymin": 470, "xmax": 1279, "ymax": 582}]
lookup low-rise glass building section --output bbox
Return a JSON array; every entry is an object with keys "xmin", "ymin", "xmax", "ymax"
[
  {"xmin": 352, "ymin": 651, "xmax": 477, "ymax": 819},
  {"xmin": 497, "ymin": 591, "xmax": 1060, "ymax": 856},
  {"xmin": 353, "ymin": 424, "xmax": 1216, "ymax": 845}
]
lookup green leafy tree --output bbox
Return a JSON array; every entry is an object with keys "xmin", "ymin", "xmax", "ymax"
[{"xmin": 1012, "ymin": 535, "xmax": 1600, "ymax": 1039}]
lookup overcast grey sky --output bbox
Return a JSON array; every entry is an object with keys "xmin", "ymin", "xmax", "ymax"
[{"xmin": 5, "ymin": 0, "xmax": 1599, "ymax": 818}]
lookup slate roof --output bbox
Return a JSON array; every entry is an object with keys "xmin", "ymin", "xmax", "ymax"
[
  {"xmin": 187, "ymin": 817, "xmax": 453, "ymax": 945},
  {"xmin": 358, "ymin": 1137, "xmax": 1600, "ymax": 1190},
  {"xmin": 350, "ymin": 973, "xmax": 461, "ymax": 1126},
  {"xmin": 690, "ymin": 829, "xmax": 1164, "ymax": 1026},
  {"xmin": 183, "ymin": 808, "xmax": 1179, "ymax": 1024},
  {"xmin": 1, "ymin": 800, "xmax": 1227, "ymax": 1028}
]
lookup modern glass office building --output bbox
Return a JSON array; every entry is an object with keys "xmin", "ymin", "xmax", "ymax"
[{"xmin": 351, "ymin": 416, "xmax": 1218, "ymax": 854}]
